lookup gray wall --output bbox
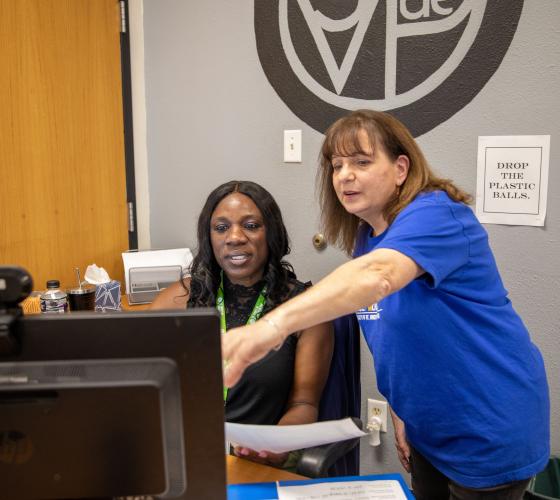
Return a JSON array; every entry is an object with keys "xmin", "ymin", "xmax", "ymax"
[{"xmin": 141, "ymin": 0, "xmax": 559, "ymax": 479}]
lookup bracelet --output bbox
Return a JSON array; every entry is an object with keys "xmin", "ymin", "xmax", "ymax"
[{"xmin": 261, "ymin": 317, "xmax": 284, "ymax": 351}]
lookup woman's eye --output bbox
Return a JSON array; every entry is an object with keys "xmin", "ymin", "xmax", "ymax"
[
  {"xmin": 244, "ymin": 222, "xmax": 262, "ymax": 230},
  {"xmin": 356, "ymin": 158, "xmax": 370, "ymax": 167},
  {"xmin": 332, "ymin": 163, "xmax": 342, "ymax": 171},
  {"xmin": 213, "ymin": 224, "xmax": 229, "ymax": 233}
]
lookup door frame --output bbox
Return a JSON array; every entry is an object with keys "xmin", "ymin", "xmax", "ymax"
[
  {"xmin": 124, "ymin": 0, "xmax": 151, "ymax": 250},
  {"xmin": 120, "ymin": 0, "xmax": 138, "ymax": 250}
]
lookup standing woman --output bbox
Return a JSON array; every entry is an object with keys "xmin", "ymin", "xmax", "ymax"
[
  {"xmin": 151, "ymin": 180, "xmax": 333, "ymax": 468},
  {"xmin": 222, "ymin": 110, "xmax": 550, "ymax": 499}
]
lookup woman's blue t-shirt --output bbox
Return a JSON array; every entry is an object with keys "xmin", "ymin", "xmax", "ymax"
[{"xmin": 354, "ymin": 191, "xmax": 549, "ymax": 488}]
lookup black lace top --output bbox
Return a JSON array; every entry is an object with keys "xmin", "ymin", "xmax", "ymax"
[
  {"xmin": 221, "ymin": 277, "xmax": 268, "ymax": 329},
  {"xmin": 189, "ymin": 274, "xmax": 308, "ymax": 424}
]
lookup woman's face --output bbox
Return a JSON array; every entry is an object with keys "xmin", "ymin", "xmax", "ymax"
[
  {"xmin": 210, "ymin": 193, "xmax": 269, "ymax": 287},
  {"xmin": 331, "ymin": 129, "xmax": 409, "ymax": 233}
]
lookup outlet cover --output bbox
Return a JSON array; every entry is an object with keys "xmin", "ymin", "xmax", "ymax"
[{"xmin": 367, "ymin": 398, "xmax": 388, "ymax": 432}]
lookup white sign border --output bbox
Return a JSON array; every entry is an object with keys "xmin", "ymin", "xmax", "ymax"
[{"xmin": 476, "ymin": 135, "xmax": 550, "ymax": 226}]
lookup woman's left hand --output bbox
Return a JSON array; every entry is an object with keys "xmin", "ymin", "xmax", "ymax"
[
  {"xmin": 232, "ymin": 446, "xmax": 289, "ymax": 467},
  {"xmin": 390, "ymin": 408, "xmax": 411, "ymax": 472}
]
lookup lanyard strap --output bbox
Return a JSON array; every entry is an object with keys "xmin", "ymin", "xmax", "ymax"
[{"xmin": 218, "ymin": 274, "xmax": 267, "ymax": 401}]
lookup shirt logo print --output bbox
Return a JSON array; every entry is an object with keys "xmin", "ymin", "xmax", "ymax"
[{"xmin": 356, "ymin": 303, "xmax": 383, "ymax": 321}]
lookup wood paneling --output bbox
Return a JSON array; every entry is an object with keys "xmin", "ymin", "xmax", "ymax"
[{"xmin": 0, "ymin": 0, "xmax": 128, "ymax": 290}]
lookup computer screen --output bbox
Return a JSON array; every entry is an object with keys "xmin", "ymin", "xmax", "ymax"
[{"xmin": 0, "ymin": 308, "xmax": 226, "ymax": 500}]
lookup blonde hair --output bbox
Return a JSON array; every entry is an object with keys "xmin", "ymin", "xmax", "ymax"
[{"xmin": 317, "ymin": 110, "xmax": 472, "ymax": 255}]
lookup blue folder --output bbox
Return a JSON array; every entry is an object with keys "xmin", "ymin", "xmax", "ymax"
[{"xmin": 227, "ymin": 473, "xmax": 415, "ymax": 499}]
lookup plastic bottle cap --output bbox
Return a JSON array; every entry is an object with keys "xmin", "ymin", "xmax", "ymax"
[{"xmin": 46, "ymin": 280, "xmax": 60, "ymax": 289}]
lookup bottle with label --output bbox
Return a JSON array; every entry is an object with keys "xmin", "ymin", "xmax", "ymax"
[{"xmin": 40, "ymin": 280, "xmax": 68, "ymax": 313}]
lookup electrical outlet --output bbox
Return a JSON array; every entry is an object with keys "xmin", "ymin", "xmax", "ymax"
[{"xmin": 367, "ymin": 398, "xmax": 388, "ymax": 432}]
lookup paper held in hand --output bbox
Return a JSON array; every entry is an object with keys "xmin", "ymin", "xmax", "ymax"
[{"xmin": 225, "ymin": 417, "xmax": 367, "ymax": 454}]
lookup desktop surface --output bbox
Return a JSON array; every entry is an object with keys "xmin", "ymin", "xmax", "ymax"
[
  {"xmin": 226, "ymin": 455, "xmax": 306, "ymax": 484},
  {"xmin": 227, "ymin": 469, "xmax": 415, "ymax": 500}
]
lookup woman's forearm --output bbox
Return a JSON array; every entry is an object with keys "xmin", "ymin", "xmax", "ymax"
[
  {"xmin": 266, "ymin": 248, "xmax": 420, "ymax": 340},
  {"xmin": 277, "ymin": 402, "xmax": 319, "ymax": 426},
  {"xmin": 222, "ymin": 249, "xmax": 420, "ymax": 388}
]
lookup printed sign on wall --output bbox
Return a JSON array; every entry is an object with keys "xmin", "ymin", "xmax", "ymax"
[
  {"xmin": 255, "ymin": 0, "xmax": 524, "ymax": 137},
  {"xmin": 476, "ymin": 136, "xmax": 551, "ymax": 226}
]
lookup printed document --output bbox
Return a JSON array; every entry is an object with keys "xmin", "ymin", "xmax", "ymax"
[
  {"xmin": 225, "ymin": 417, "xmax": 366, "ymax": 454},
  {"xmin": 277, "ymin": 479, "xmax": 408, "ymax": 500}
]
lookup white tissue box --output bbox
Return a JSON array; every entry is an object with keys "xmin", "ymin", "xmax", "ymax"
[{"xmin": 122, "ymin": 248, "xmax": 193, "ymax": 305}]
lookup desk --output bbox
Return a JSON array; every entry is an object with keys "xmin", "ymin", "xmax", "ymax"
[
  {"xmin": 226, "ymin": 455, "xmax": 306, "ymax": 484},
  {"xmin": 21, "ymin": 293, "xmax": 151, "ymax": 314}
]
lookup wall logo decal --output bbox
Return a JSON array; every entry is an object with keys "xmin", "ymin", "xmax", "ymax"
[{"xmin": 255, "ymin": 0, "xmax": 524, "ymax": 137}]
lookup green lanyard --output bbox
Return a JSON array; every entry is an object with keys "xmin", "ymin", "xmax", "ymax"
[{"xmin": 217, "ymin": 274, "xmax": 267, "ymax": 402}]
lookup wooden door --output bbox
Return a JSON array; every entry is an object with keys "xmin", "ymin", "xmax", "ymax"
[{"xmin": 0, "ymin": 0, "xmax": 129, "ymax": 291}]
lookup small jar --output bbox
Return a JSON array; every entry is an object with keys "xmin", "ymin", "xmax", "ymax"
[{"xmin": 39, "ymin": 280, "xmax": 68, "ymax": 313}]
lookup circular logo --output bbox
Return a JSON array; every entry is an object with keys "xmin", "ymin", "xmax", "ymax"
[{"xmin": 255, "ymin": 0, "xmax": 524, "ymax": 137}]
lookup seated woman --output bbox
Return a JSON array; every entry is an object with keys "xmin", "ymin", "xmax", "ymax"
[{"xmin": 151, "ymin": 180, "xmax": 333, "ymax": 468}]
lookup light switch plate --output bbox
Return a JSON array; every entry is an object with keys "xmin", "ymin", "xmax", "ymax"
[{"xmin": 284, "ymin": 129, "xmax": 302, "ymax": 163}]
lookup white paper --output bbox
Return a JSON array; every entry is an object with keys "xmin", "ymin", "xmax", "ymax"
[
  {"xmin": 277, "ymin": 480, "xmax": 407, "ymax": 500},
  {"xmin": 476, "ymin": 135, "xmax": 550, "ymax": 226},
  {"xmin": 225, "ymin": 418, "xmax": 367, "ymax": 454},
  {"xmin": 121, "ymin": 248, "xmax": 193, "ymax": 294}
]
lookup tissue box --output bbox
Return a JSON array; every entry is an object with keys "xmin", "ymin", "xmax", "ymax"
[{"xmin": 95, "ymin": 280, "xmax": 122, "ymax": 312}]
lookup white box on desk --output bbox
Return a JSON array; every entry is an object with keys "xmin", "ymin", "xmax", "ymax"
[{"xmin": 122, "ymin": 248, "xmax": 193, "ymax": 304}]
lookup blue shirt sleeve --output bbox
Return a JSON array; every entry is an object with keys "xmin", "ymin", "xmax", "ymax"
[{"xmin": 377, "ymin": 196, "xmax": 471, "ymax": 288}]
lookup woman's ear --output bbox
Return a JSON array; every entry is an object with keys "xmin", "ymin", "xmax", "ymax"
[{"xmin": 395, "ymin": 155, "xmax": 410, "ymax": 186}]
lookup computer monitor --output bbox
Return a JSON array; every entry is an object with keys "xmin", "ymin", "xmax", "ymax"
[{"xmin": 0, "ymin": 298, "xmax": 226, "ymax": 499}]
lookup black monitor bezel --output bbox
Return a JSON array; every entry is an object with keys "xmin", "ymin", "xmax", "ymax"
[{"xmin": 0, "ymin": 309, "xmax": 226, "ymax": 500}]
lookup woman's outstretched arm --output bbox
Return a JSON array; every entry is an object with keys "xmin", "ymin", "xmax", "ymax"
[{"xmin": 223, "ymin": 248, "xmax": 423, "ymax": 387}]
